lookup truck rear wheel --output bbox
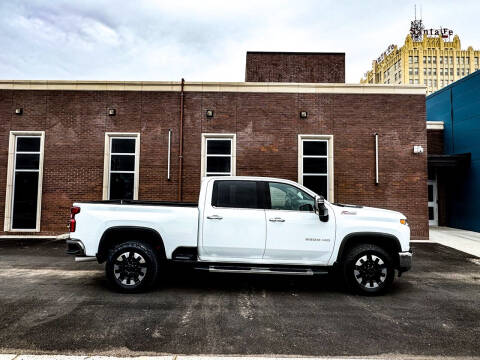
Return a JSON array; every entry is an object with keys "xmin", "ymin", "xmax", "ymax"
[
  {"xmin": 106, "ymin": 241, "xmax": 159, "ymax": 293},
  {"xmin": 342, "ymin": 244, "xmax": 394, "ymax": 296}
]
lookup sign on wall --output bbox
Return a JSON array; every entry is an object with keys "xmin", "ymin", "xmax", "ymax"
[{"xmin": 377, "ymin": 44, "xmax": 395, "ymax": 64}]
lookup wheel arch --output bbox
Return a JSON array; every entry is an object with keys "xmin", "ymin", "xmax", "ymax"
[
  {"xmin": 337, "ymin": 232, "xmax": 401, "ymax": 266},
  {"xmin": 97, "ymin": 226, "xmax": 166, "ymax": 263}
]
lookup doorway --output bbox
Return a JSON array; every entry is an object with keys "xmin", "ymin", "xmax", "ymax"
[{"xmin": 428, "ymin": 179, "xmax": 438, "ymax": 226}]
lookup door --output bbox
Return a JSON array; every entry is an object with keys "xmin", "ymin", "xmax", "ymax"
[
  {"xmin": 264, "ymin": 182, "xmax": 335, "ymax": 264},
  {"xmin": 428, "ymin": 179, "xmax": 438, "ymax": 226},
  {"xmin": 201, "ymin": 180, "xmax": 266, "ymax": 261}
]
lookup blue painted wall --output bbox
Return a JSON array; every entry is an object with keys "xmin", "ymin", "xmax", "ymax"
[{"xmin": 427, "ymin": 70, "xmax": 480, "ymax": 232}]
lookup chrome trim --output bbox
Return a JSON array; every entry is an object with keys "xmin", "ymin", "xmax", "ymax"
[
  {"xmin": 208, "ymin": 266, "xmax": 316, "ymax": 276},
  {"xmin": 211, "ymin": 205, "xmax": 265, "ymax": 211},
  {"xmin": 75, "ymin": 256, "xmax": 97, "ymax": 262}
]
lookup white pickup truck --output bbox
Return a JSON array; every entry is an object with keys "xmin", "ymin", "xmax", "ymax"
[{"xmin": 67, "ymin": 176, "xmax": 412, "ymax": 295}]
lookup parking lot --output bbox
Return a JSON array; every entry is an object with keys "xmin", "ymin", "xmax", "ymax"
[{"xmin": 0, "ymin": 239, "xmax": 479, "ymax": 358}]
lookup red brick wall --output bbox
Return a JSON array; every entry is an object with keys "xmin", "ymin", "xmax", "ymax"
[
  {"xmin": 245, "ymin": 52, "xmax": 345, "ymax": 83},
  {"xmin": 427, "ymin": 129, "xmax": 444, "ymax": 155},
  {"xmin": 0, "ymin": 89, "xmax": 428, "ymax": 238}
]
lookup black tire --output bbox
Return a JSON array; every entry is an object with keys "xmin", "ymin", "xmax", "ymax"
[
  {"xmin": 342, "ymin": 244, "xmax": 394, "ymax": 296},
  {"xmin": 106, "ymin": 241, "xmax": 159, "ymax": 293}
]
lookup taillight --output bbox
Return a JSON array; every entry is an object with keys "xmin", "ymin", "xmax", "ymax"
[{"xmin": 70, "ymin": 206, "xmax": 80, "ymax": 232}]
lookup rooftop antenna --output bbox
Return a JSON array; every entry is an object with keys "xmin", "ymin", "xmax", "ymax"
[{"xmin": 410, "ymin": 4, "xmax": 424, "ymax": 42}]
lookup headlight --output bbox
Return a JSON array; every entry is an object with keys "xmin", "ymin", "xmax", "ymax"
[{"xmin": 400, "ymin": 219, "xmax": 408, "ymax": 226}]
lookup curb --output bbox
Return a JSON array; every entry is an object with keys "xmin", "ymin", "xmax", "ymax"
[
  {"xmin": 0, "ymin": 233, "xmax": 69, "ymax": 240},
  {"xmin": 1, "ymin": 355, "xmax": 477, "ymax": 360}
]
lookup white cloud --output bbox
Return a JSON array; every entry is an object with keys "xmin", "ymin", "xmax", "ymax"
[{"xmin": 0, "ymin": 0, "xmax": 478, "ymax": 82}]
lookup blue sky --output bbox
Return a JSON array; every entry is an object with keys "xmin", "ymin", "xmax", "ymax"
[{"xmin": 0, "ymin": 0, "xmax": 479, "ymax": 83}]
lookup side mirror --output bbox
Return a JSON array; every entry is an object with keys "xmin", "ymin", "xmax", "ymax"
[{"xmin": 316, "ymin": 196, "xmax": 329, "ymax": 222}]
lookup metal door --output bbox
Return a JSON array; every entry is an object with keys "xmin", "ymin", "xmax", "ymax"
[{"xmin": 428, "ymin": 179, "xmax": 438, "ymax": 226}]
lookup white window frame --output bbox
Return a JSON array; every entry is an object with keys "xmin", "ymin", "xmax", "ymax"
[
  {"xmin": 103, "ymin": 132, "xmax": 140, "ymax": 200},
  {"xmin": 4, "ymin": 131, "xmax": 45, "ymax": 232},
  {"xmin": 298, "ymin": 134, "xmax": 334, "ymax": 202},
  {"xmin": 201, "ymin": 133, "xmax": 236, "ymax": 178}
]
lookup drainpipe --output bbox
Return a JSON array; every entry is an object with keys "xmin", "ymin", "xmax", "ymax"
[
  {"xmin": 374, "ymin": 132, "xmax": 379, "ymax": 185},
  {"xmin": 178, "ymin": 78, "xmax": 185, "ymax": 201}
]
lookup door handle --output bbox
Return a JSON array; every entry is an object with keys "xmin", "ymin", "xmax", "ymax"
[
  {"xmin": 269, "ymin": 217, "xmax": 285, "ymax": 222},
  {"xmin": 207, "ymin": 215, "xmax": 223, "ymax": 220}
]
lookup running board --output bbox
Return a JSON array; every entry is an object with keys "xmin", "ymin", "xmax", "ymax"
[{"xmin": 196, "ymin": 265, "xmax": 328, "ymax": 276}]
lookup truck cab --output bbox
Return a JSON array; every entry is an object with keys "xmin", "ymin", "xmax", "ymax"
[{"xmin": 199, "ymin": 178, "xmax": 336, "ymax": 264}]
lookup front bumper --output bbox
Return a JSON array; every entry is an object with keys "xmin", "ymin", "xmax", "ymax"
[
  {"xmin": 66, "ymin": 238, "xmax": 86, "ymax": 256},
  {"xmin": 398, "ymin": 250, "xmax": 412, "ymax": 273}
]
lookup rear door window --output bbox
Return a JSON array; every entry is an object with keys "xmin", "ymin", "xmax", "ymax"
[{"xmin": 212, "ymin": 180, "xmax": 265, "ymax": 209}]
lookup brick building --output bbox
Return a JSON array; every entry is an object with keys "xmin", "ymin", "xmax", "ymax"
[
  {"xmin": 0, "ymin": 52, "xmax": 429, "ymax": 238},
  {"xmin": 246, "ymin": 51, "xmax": 345, "ymax": 83}
]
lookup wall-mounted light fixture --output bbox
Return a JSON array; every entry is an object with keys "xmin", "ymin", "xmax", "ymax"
[
  {"xmin": 108, "ymin": 109, "xmax": 116, "ymax": 116},
  {"xmin": 413, "ymin": 145, "xmax": 424, "ymax": 154},
  {"xmin": 206, "ymin": 110, "xmax": 214, "ymax": 118},
  {"xmin": 15, "ymin": 108, "xmax": 23, "ymax": 115},
  {"xmin": 300, "ymin": 111, "xmax": 308, "ymax": 119}
]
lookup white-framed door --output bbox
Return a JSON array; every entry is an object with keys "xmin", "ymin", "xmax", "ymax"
[{"xmin": 428, "ymin": 179, "xmax": 438, "ymax": 226}]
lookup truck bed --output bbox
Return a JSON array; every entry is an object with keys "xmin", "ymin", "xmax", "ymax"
[{"xmin": 72, "ymin": 200, "xmax": 199, "ymax": 258}]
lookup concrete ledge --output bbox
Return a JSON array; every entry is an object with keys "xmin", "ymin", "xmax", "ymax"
[
  {"xmin": 0, "ymin": 233, "xmax": 69, "ymax": 240},
  {"xmin": 0, "ymin": 80, "xmax": 426, "ymax": 95},
  {"xmin": 1, "ymin": 355, "xmax": 474, "ymax": 360},
  {"xmin": 426, "ymin": 121, "xmax": 444, "ymax": 130},
  {"xmin": 0, "ymin": 355, "xmax": 16, "ymax": 360}
]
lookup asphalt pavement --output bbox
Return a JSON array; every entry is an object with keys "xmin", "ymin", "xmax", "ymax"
[{"xmin": 0, "ymin": 239, "xmax": 479, "ymax": 357}]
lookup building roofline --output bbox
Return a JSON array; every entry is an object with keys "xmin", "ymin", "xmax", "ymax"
[
  {"xmin": 246, "ymin": 51, "xmax": 345, "ymax": 56},
  {"xmin": 0, "ymin": 80, "xmax": 425, "ymax": 95}
]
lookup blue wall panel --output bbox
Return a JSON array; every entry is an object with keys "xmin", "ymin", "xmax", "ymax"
[
  {"xmin": 426, "ymin": 89, "xmax": 453, "ymax": 152},
  {"xmin": 427, "ymin": 70, "xmax": 480, "ymax": 232}
]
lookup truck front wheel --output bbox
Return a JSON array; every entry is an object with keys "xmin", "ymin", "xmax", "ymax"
[
  {"xmin": 106, "ymin": 241, "xmax": 159, "ymax": 293},
  {"xmin": 342, "ymin": 244, "xmax": 394, "ymax": 295}
]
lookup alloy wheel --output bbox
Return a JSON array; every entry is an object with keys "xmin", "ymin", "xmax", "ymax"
[
  {"xmin": 353, "ymin": 253, "xmax": 387, "ymax": 289},
  {"xmin": 113, "ymin": 251, "xmax": 147, "ymax": 286}
]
